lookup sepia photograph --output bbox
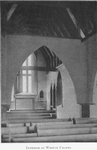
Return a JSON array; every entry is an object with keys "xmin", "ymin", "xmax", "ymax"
[{"xmin": 1, "ymin": 0, "xmax": 97, "ymax": 147}]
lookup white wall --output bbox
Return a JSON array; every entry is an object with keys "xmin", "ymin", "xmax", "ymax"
[
  {"xmin": 84, "ymin": 33, "xmax": 97, "ymax": 104},
  {"xmin": 1, "ymin": 37, "xmax": 8, "ymax": 104}
]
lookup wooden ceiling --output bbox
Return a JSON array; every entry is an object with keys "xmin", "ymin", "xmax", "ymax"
[{"xmin": 1, "ymin": 1, "xmax": 97, "ymax": 41}]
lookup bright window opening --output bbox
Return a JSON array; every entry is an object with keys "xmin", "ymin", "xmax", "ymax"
[
  {"xmin": 23, "ymin": 76, "xmax": 27, "ymax": 93},
  {"xmin": 17, "ymin": 53, "xmax": 36, "ymax": 93}
]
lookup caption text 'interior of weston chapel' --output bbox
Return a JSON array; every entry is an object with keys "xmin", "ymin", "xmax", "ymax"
[{"xmin": 1, "ymin": 1, "xmax": 97, "ymax": 142}]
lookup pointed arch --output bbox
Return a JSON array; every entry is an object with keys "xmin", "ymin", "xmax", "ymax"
[
  {"xmin": 53, "ymin": 83, "xmax": 56, "ymax": 109},
  {"xmin": 50, "ymin": 84, "xmax": 53, "ymax": 110},
  {"xmin": 57, "ymin": 71, "xmax": 63, "ymax": 106}
]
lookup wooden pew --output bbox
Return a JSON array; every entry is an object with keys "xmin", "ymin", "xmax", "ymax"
[
  {"xmin": 76, "ymin": 118, "xmax": 97, "ymax": 124},
  {"xmin": 1, "ymin": 127, "xmax": 28, "ymax": 135},
  {"xmin": 1, "ymin": 125, "xmax": 37, "ymax": 142},
  {"xmin": 3, "ymin": 133, "xmax": 37, "ymax": 139},
  {"xmin": 37, "ymin": 121, "xmax": 73, "ymax": 126},
  {"xmin": 7, "ymin": 123, "xmax": 25, "ymax": 127},
  {"xmin": 2, "ymin": 133, "xmax": 38, "ymax": 142},
  {"xmin": 37, "ymin": 123, "xmax": 97, "ymax": 130},
  {"xmin": 2, "ymin": 125, "xmax": 37, "ymax": 142},
  {"xmin": 2, "ymin": 125, "xmax": 36, "ymax": 135},
  {"xmin": 7, "ymin": 118, "xmax": 68, "ymax": 124},
  {"xmin": 12, "ymin": 134, "xmax": 97, "ymax": 142},
  {"xmin": 7, "ymin": 122, "xmax": 37, "ymax": 127},
  {"xmin": 37, "ymin": 127, "xmax": 97, "ymax": 137}
]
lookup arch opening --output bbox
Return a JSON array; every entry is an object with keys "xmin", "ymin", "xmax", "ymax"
[
  {"xmin": 10, "ymin": 45, "xmax": 80, "ymax": 118},
  {"xmin": 57, "ymin": 72, "xmax": 63, "ymax": 106}
]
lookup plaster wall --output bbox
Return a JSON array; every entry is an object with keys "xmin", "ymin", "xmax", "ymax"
[
  {"xmin": 84, "ymin": 33, "xmax": 97, "ymax": 104},
  {"xmin": 83, "ymin": 34, "xmax": 97, "ymax": 117},
  {"xmin": 1, "ymin": 37, "xmax": 8, "ymax": 104}
]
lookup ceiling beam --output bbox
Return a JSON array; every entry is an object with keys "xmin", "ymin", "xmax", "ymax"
[
  {"xmin": 7, "ymin": 3, "xmax": 18, "ymax": 21},
  {"xmin": 66, "ymin": 8, "xmax": 78, "ymax": 29},
  {"xmin": 66, "ymin": 8, "xmax": 82, "ymax": 38},
  {"xmin": 81, "ymin": 30, "xmax": 97, "ymax": 42}
]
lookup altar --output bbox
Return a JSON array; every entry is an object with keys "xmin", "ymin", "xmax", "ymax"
[
  {"xmin": 14, "ymin": 93, "xmax": 36, "ymax": 110},
  {"xmin": 14, "ymin": 93, "xmax": 47, "ymax": 110}
]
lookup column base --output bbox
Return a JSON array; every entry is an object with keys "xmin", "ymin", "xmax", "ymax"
[
  {"xmin": 1, "ymin": 104, "xmax": 10, "ymax": 122},
  {"xmin": 81, "ymin": 104, "xmax": 90, "ymax": 118},
  {"xmin": 90, "ymin": 103, "xmax": 97, "ymax": 118}
]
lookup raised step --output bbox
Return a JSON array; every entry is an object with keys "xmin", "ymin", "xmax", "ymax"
[
  {"xmin": 7, "ymin": 109, "xmax": 56, "ymax": 122},
  {"xmin": 7, "ymin": 112, "xmax": 55, "ymax": 117},
  {"xmin": 7, "ymin": 114, "xmax": 56, "ymax": 119},
  {"xmin": 11, "ymin": 134, "xmax": 97, "ymax": 142},
  {"xmin": 8, "ymin": 109, "xmax": 56, "ymax": 113},
  {"xmin": 7, "ymin": 115, "xmax": 56, "ymax": 120}
]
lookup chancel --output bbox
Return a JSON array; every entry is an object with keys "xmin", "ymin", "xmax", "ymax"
[{"xmin": 1, "ymin": 1, "xmax": 97, "ymax": 142}]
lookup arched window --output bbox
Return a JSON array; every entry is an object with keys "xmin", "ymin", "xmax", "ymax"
[
  {"xmin": 57, "ymin": 72, "xmax": 63, "ymax": 106},
  {"xmin": 16, "ymin": 53, "xmax": 36, "ymax": 93},
  {"xmin": 40, "ymin": 90, "xmax": 44, "ymax": 98}
]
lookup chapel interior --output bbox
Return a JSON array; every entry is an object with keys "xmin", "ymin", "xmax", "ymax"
[{"xmin": 1, "ymin": 1, "xmax": 97, "ymax": 142}]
